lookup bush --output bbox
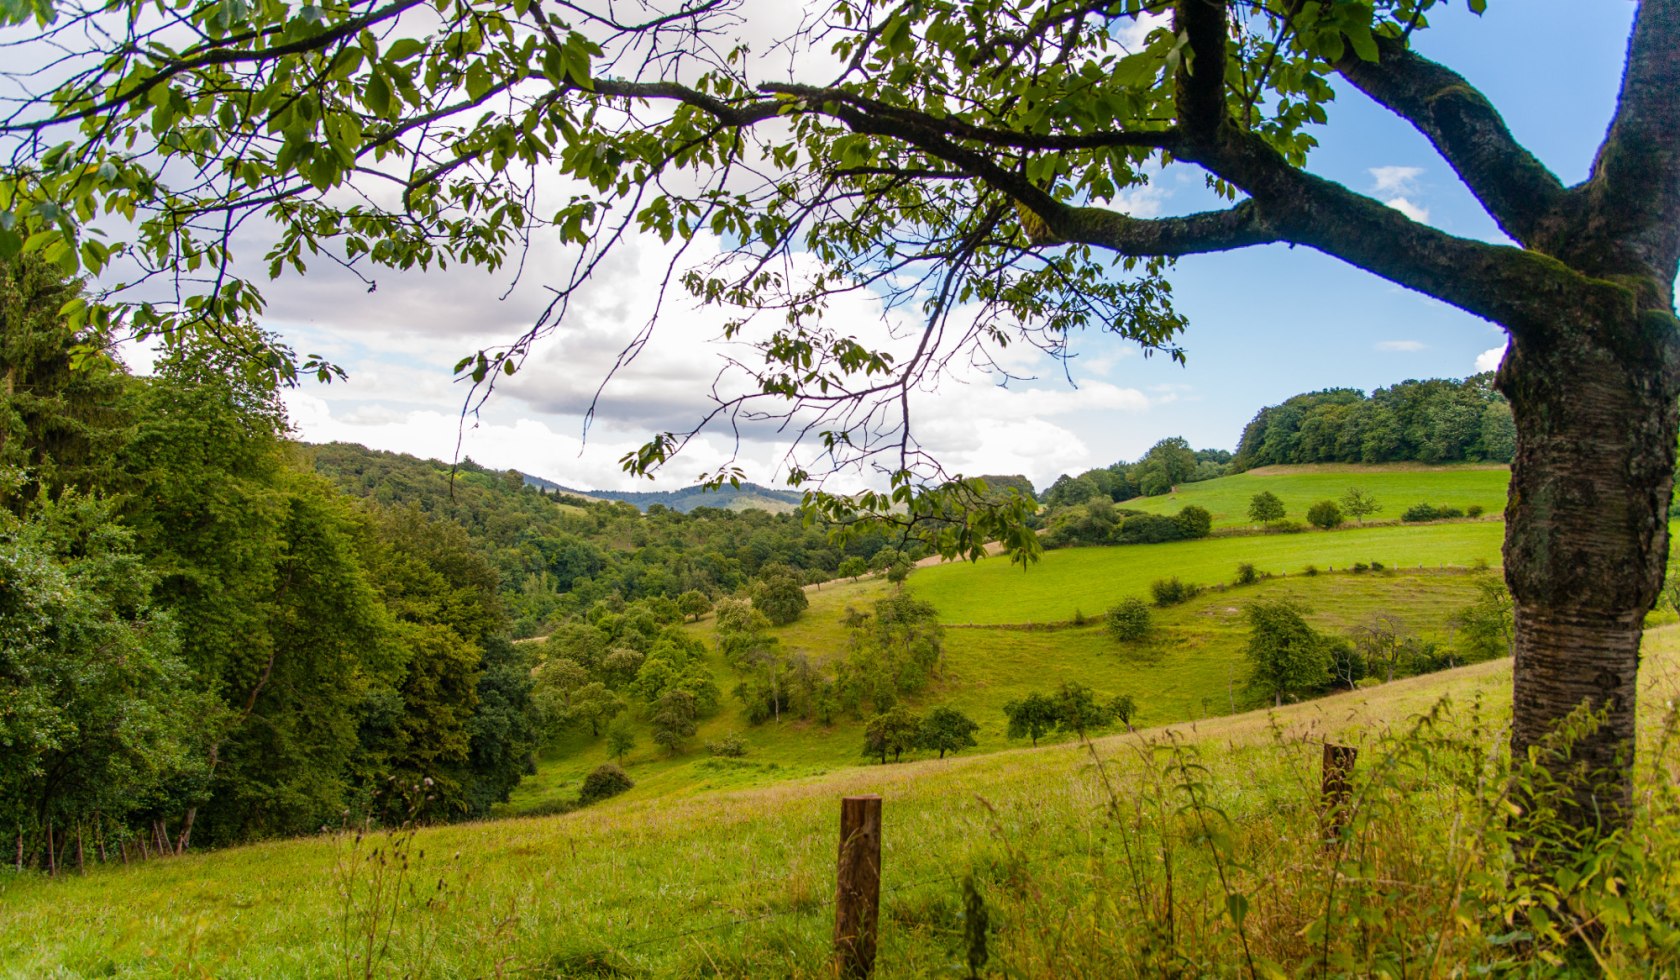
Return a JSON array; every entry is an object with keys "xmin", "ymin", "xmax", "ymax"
[
  {"xmin": 705, "ymin": 733, "xmax": 748, "ymax": 757},
  {"xmin": 1303, "ymin": 564, "xmax": 1319, "ymax": 576},
  {"xmin": 1402, "ymin": 503, "xmax": 1439, "ymax": 522},
  {"xmin": 1371, "ymin": 561, "xmax": 1386, "ymax": 571},
  {"xmin": 577, "ymin": 764, "xmax": 634, "ymax": 804},
  {"xmin": 1352, "ymin": 562, "xmax": 1370, "ymax": 573},
  {"xmin": 1269, "ymin": 519, "xmax": 1308, "ymax": 534},
  {"xmin": 1235, "ymin": 562, "xmax": 1260, "ymax": 586},
  {"xmin": 1173, "ymin": 505, "xmax": 1213, "ymax": 539},
  {"xmin": 1116, "ymin": 513, "xmax": 1187, "ymax": 544},
  {"xmin": 1150, "ymin": 577, "xmax": 1203, "ymax": 607},
  {"xmin": 1466, "ymin": 504, "xmax": 1485, "ymax": 518},
  {"xmin": 1306, "ymin": 500, "xmax": 1344, "ymax": 529},
  {"xmin": 1436, "ymin": 506, "xmax": 1465, "ymax": 519},
  {"xmin": 1105, "ymin": 598, "xmax": 1153, "ymax": 642}
]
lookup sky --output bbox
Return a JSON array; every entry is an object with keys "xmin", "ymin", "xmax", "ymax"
[{"xmin": 238, "ymin": 0, "xmax": 1642, "ymax": 494}]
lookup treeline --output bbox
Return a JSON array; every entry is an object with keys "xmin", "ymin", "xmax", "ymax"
[
  {"xmin": 308, "ymin": 444, "xmax": 907, "ymax": 637},
  {"xmin": 2, "ymin": 260, "xmax": 541, "ymax": 868},
  {"xmin": 1039, "ymin": 437, "xmax": 1234, "ymax": 509},
  {"xmin": 1232, "ymin": 376, "xmax": 1515, "ymax": 470}
]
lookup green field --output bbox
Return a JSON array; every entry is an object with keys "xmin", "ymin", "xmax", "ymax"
[
  {"xmin": 915, "ymin": 520, "xmax": 1506, "ymax": 625},
  {"xmin": 1124, "ymin": 462, "xmax": 1510, "ymax": 529},
  {"xmin": 5, "ymin": 632, "xmax": 1676, "ymax": 977},
  {"xmin": 502, "ymin": 555, "xmax": 1500, "ymax": 816}
]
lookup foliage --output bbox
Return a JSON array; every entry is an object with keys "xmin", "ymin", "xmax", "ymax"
[
  {"xmin": 576, "ymin": 765, "xmax": 633, "ymax": 806},
  {"xmin": 1455, "ymin": 577, "xmax": 1515, "ymax": 663},
  {"xmin": 751, "ymin": 565, "xmax": 809, "ymax": 626},
  {"xmin": 919, "ymin": 707, "xmax": 980, "ymax": 759},
  {"xmin": 677, "ymin": 590, "xmax": 712, "ymax": 623},
  {"xmin": 863, "ymin": 707, "xmax": 922, "ymax": 764},
  {"xmin": 1051, "ymin": 682, "xmax": 1110, "ymax": 737},
  {"xmin": 1104, "ymin": 598, "xmax": 1153, "ymax": 642},
  {"xmin": 1245, "ymin": 600, "xmax": 1332, "ymax": 707},
  {"xmin": 704, "ymin": 733, "xmax": 748, "ymax": 758},
  {"xmin": 1306, "ymin": 500, "xmax": 1344, "ymax": 529},
  {"xmin": 604, "ymin": 716, "xmax": 635, "ymax": 764},
  {"xmin": 1108, "ymin": 694, "xmax": 1138, "ymax": 731},
  {"xmin": 1235, "ymin": 562, "xmax": 1261, "ymax": 586},
  {"xmin": 1150, "ymin": 577, "xmax": 1204, "ymax": 608},
  {"xmin": 649, "ymin": 690, "xmax": 699, "ymax": 755},
  {"xmin": 1340, "ymin": 487, "xmax": 1383, "ymax": 525},
  {"xmin": 1248, "ymin": 492, "xmax": 1287, "ymax": 527},
  {"xmin": 1002, "ymin": 694, "xmax": 1059, "ymax": 747},
  {"xmin": 1233, "ymin": 377, "xmax": 1516, "ymax": 470}
]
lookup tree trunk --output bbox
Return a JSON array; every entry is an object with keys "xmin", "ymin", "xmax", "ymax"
[{"xmin": 1499, "ymin": 309, "xmax": 1680, "ymax": 830}]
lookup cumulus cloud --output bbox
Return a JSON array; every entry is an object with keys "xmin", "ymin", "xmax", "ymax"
[
  {"xmin": 1368, "ymin": 166, "xmax": 1430, "ymax": 223},
  {"xmin": 1475, "ymin": 345, "xmax": 1506, "ymax": 372},
  {"xmin": 1376, "ymin": 340, "xmax": 1427, "ymax": 352}
]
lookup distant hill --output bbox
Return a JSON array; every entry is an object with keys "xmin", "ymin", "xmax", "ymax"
[{"xmin": 520, "ymin": 473, "xmax": 805, "ymax": 513}]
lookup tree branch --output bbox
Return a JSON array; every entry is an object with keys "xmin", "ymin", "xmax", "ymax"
[
  {"xmin": 1583, "ymin": 0, "xmax": 1680, "ymax": 289},
  {"xmin": 1335, "ymin": 35, "xmax": 1566, "ymax": 247}
]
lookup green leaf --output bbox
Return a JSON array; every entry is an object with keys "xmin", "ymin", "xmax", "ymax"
[
  {"xmin": 1226, "ymin": 892, "xmax": 1248, "ymax": 928},
  {"xmin": 386, "ymin": 37, "xmax": 425, "ymax": 62}
]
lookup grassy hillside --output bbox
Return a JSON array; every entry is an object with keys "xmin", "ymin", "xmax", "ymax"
[
  {"xmin": 1123, "ymin": 462, "xmax": 1510, "ymax": 529},
  {"xmin": 503, "ymin": 561, "xmax": 1499, "ymax": 815},
  {"xmin": 6, "ymin": 633, "xmax": 1676, "ymax": 977},
  {"xmin": 916, "ymin": 520, "xmax": 1505, "ymax": 625}
]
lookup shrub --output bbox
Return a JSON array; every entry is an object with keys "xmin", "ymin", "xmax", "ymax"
[
  {"xmin": 1402, "ymin": 503, "xmax": 1439, "ymax": 522},
  {"xmin": 1270, "ymin": 519, "xmax": 1308, "ymax": 534},
  {"xmin": 705, "ymin": 733, "xmax": 747, "ymax": 757},
  {"xmin": 1306, "ymin": 499, "xmax": 1344, "ymax": 529},
  {"xmin": 1436, "ymin": 506, "xmax": 1465, "ymax": 519},
  {"xmin": 1303, "ymin": 564, "xmax": 1319, "ymax": 576},
  {"xmin": 577, "ymin": 764, "xmax": 634, "ymax": 804},
  {"xmin": 1352, "ymin": 562, "xmax": 1370, "ymax": 573},
  {"xmin": 1370, "ymin": 561, "xmax": 1386, "ymax": 571},
  {"xmin": 1150, "ymin": 577, "xmax": 1203, "ymax": 607},
  {"xmin": 1173, "ymin": 505, "xmax": 1213, "ymax": 539},
  {"xmin": 1234, "ymin": 562, "xmax": 1260, "ymax": 586},
  {"xmin": 1116, "ymin": 513, "xmax": 1187, "ymax": 544},
  {"xmin": 1466, "ymin": 504, "xmax": 1486, "ymax": 518},
  {"xmin": 1105, "ymin": 598, "xmax": 1153, "ymax": 641}
]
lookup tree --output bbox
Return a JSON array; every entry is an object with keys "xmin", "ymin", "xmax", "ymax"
[
  {"xmin": 1002, "ymin": 694, "xmax": 1059, "ymax": 748},
  {"xmin": 1108, "ymin": 694, "xmax": 1138, "ymax": 732},
  {"xmin": 1306, "ymin": 500, "xmax": 1344, "ymax": 530},
  {"xmin": 649, "ymin": 689, "xmax": 698, "ymax": 756},
  {"xmin": 838, "ymin": 556, "xmax": 869, "ymax": 582},
  {"xmin": 1244, "ymin": 601, "xmax": 1332, "ymax": 708},
  {"xmin": 677, "ymin": 590, "xmax": 712, "ymax": 623},
  {"xmin": 1455, "ymin": 577, "xmax": 1517, "ymax": 663},
  {"xmin": 605, "ymin": 716, "xmax": 635, "ymax": 764},
  {"xmin": 1052, "ymin": 682, "xmax": 1110, "ymax": 738},
  {"xmin": 1105, "ymin": 598, "xmax": 1153, "ymax": 643},
  {"xmin": 12, "ymin": 0, "xmax": 1677, "ymax": 847},
  {"xmin": 1247, "ymin": 492, "xmax": 1287, "ymax": 528},
  {"xmin": 919, "ymin": 707, "xmax": 979, "ymax": 759},
  {"xmin": 863, "ymin": 706, "xmax": 922, "ymax": 764},
  {"xmin": 752, "ymin": 567, "xmax": 809, "ymax": 626},
  {"xmin": 1340, "ymin": 487, "xmax": 1383, "ymax": 526}
]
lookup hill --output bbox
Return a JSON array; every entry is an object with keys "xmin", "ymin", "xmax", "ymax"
[
  {"xmin": 521, "ymin": 472, "xmax": 805, "ymax": 513},
  {"xmin": 5, "ymin": 629, "xmax": 1675, "ymax": 976},
  {"xmin": 1115, "ymin": 462, "xmax": 1509, "ymax": 531}
]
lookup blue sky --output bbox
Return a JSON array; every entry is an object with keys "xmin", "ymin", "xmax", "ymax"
[{"xmin": 271, "ymin": 0, "xmax": 1649, "ymax": 492}]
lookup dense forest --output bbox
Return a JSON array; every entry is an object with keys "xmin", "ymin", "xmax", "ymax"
[
  {"xmin": 1230, "ymin": 376, "xmax": 1515, "ymax": 470},
  {"xmin": 0, "ymin": 259, "xmax": 910, "ymax": 868}
]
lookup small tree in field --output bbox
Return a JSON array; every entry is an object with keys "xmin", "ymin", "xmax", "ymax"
[
  {"xmin": 838, "ymin": 556, "xmax": 869, "ymax": 582},
  {"xmin": 1053, "ymin": 682, "xmax": 1110, "ymax": 738},
  {"xmin": 1306, "ymin": 500, "xmax": 1344, "ymax": 530},
  {"xmin": 1105, "ymin": 598, "xmax": 1152, "ymax": 642},
  {"xmin": 919, "ymin": 706, "xmax": 980, "ymax": 759},
  {"xmin": 1245, "ymin": 601, "xmax": 1331, "ymax": 707},
  {"xmin": 1108, "ymin": 694, "xmax": 1138, "ymax": 732},
  {"xmin": 1248, "ymin": 492, "xmax": 1286, "ymax": 528},
  {"xmin": 863, "ymin": 706, "xmax": 922, "ymax": 764},
  {"xmin": 650, "ymin": 689, "xmax": 698, "ymax": 755},
  {"xmin": 1340, "ymin": 488, "xmax": 1382, "ymax": 526},
  {"xmin": 605, "ymin": 716, "xmax": 635, "ymax": 764},
  {"xmin": 1002, "ymin": 694, "xmax": 1059, "ymax": 747},
  {"xmin": 677, "ymin": 590, "xmax": 712, "ymax": 623}
]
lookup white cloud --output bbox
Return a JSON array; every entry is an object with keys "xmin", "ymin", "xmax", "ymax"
[
  {"xmin": 1115, "ymin": 10, "xmax": 1171, "ymax": 51},
  {"xmin": 1376, "ymin": 340, "xmax": 1427, "ymax": 352},
  {"xmin": 1368, "ymin": 166, "xmax": 1424, "ymax": 196},
  {"xmin": 1367, "ymin": 167, "xmax": 1430, "ymax": 223},
  {"xmin": 1475, "ymin": 345, "xmax": 1506, "ymax": 372},
  {"xmin": 1384, "ymin": 196, "xmax": 1430, "ymax": 223}
]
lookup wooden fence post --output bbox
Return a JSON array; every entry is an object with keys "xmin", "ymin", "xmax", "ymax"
[
  {"xmin": 834, "ymin": 795, "xmax": 883, "ymax": 979},
  {"xmin": 1321, "ymin": 743, "xmax": 1357, "ymax": 842}
]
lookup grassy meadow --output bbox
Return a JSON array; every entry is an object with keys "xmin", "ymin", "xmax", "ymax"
[
  {"xmin": 1123, "ymin": 462, "xmax": 1510, "ymax": 529},
  {"xmin": 5, "ymin": 632, "xmax": 1677, "ymax": 977},
  {"xmin": 914, "ymin": 519, "xmax": 1505, "ymax": 625}
]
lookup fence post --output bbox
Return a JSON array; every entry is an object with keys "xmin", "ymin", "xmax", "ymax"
[
  {"xmin": 834, "ymin": 795, "xmax": 883, "ymax": 979},
  {"xmin": 1321, "ymin": 743, "xmax": 1357, "ymax": 842}
]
